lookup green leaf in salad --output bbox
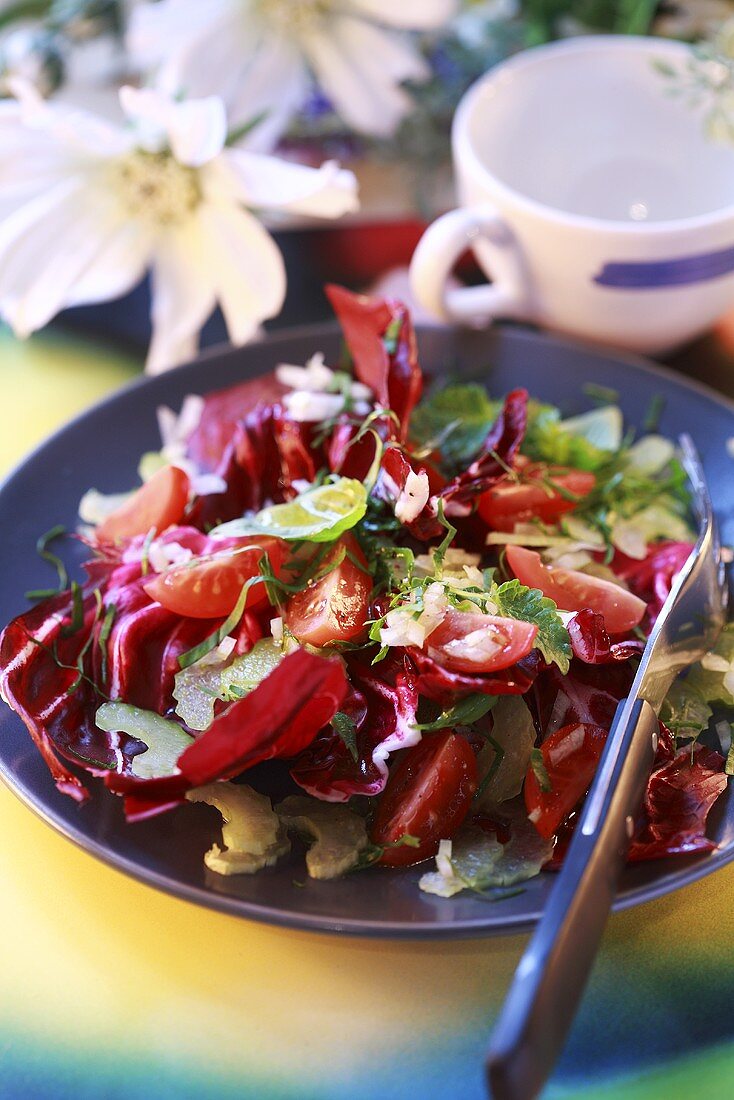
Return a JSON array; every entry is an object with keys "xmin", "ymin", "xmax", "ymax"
[
  {"xmin": 210, "ymin": 477, "xmax": 368, "ymax": 543},
  {"xmin": 95, "ymin": 701, "xmax": 193, "ymax": 779},
  {"xmin": 491, "ymin": 578, "xmax": 572, "ymax": 673},
  {"xmin": 523, "ymin": 404, "xmax": 618, "ymax": 472},
  {"xmin": 409, "ymin": 382, "xmax": 501, "ymax": 466},
  {"xmin": 474, "ymin": 696, "xmax": 537, "ymax": 811},
  {"xmin": 331, "ymin": 711, "xmax": 359, "ymax": 763},
  {"xmin": 415, "ymin": 693, "xmax": 497, "ymax": 733},
  {"xmin": 660, "ymin": 679, "xmax": 713, "ymax": 743},
  {"xmin": 683, "ymin": 623, "xmax": 734, "ymax": 708}
]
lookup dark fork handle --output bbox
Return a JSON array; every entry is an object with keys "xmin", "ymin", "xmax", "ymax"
[{"xmin": 486, "ymin": 698, "xmax": 660, "ymax": 1100}]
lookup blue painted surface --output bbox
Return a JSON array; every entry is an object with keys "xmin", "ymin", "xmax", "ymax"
[{"xmin": 594, "ymin": 245, "xmax": 734, "ymax": 288}]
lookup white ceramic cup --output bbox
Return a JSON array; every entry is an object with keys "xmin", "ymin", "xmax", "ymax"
[{"xmin": 410, "ymin": 35, "xmax": 734, "ymax": 354}]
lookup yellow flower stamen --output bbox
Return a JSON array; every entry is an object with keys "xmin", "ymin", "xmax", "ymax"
[{"xmin": 114, "ymin": 151, "xmax": 201, "ymax": 227}]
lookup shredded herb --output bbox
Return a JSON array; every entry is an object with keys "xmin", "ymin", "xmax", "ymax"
[
  {"xmin": 331, "ymin": 711, "xmax": 359, "ymax": 763},
  {"xmin": 416, "ymin": 694, "xmax": 496, "ymax": 732},
  {"xmin": 530, "ymin": 748, "xmax": 552, "ymax": 793},
  {"xmin": 60, "ymin": 581, "xmax": 85, "ymax": 638},
  {"xmin": 644, "ymin": 393, "xmax": 666, "ymax": 433},
  {"xmin": 25, "ymin": 524, "xmax": 68, "ymax": 599}
]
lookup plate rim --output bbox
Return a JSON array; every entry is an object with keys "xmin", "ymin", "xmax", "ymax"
[{"xmin": 1, "ymin": 321, "xmax": 733, "ymax": 939}]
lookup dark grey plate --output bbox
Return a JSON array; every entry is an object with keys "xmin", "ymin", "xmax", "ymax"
[{"xmin": 1, "ymin": 324, "xmax": 733, "ymax": 938}]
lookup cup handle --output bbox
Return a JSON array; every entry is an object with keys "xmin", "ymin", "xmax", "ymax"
[{"xmin": 410, "ymin": 205, "xmax": 529, "ymax": 327}]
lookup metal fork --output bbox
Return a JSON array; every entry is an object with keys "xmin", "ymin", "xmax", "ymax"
[{"xmin": 486, "ymin": 434, "xmax": 728, "ymax": 1100}]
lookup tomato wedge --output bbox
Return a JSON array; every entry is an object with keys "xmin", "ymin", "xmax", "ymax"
[
  {"xmin": 144, "ymin": 536, "xmax": 288, "ymax": 619},
  {"xmin": 505, "ymin": 545, "xmax": 646, "ymax": 635},
  {"xmin": 371, "ymin": 731, "xmax": 478, "ymax": 866},
  {"xmin": 96, "ymin": 465, "xmax": 190, "ymax": 543},
  {"xmin": 478, "ymin": 463, "xmax": 595, "ymax": 531},
  {"xmin": 524, "ymin": 722, "xmax": 608, "ymax": 839},
  {"xmin": 425, "ymin": 609, "xmax": 538, "ymax": 674},
  {"xmin": 285, "ymin": 534, "xmax": 372, "ymax": 647}
]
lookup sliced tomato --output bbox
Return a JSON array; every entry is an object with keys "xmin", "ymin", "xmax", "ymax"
[
  {"xmin": 524, "ymin": 722, "xmax": 608, "ymax": 839},
  {"xmin": 505, "ymin": 545, "xmax": 646, "ymax": 635},
  {"xmin": 479, "ymin": 463, "xmax": 595, "ymax": 531},
  {"xmin": 425, "ymin": 609, "xmax": 538, "ymax": 674},
  {"xmin": 96, "ymin": 465, "xmax": 190, "ymax": 543},
  {"xmin": 371, "ymin": 731, "xmax": 478, "ymax": 866},
  {"xmin": 285, "ymin": 534, "xmax": 372, "ymax": 647},
  {"xmin": 144, "ymin": 536, "xmax": 288, "ymax": 619}
]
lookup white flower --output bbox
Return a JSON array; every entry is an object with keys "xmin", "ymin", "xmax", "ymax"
[
  {"xmin": 128, "ymin": 0, "xmax": 457, "ymax": 140},
  {"xmin": 0, "ymin": 82, "xmax": 358, "ymax": 372}
]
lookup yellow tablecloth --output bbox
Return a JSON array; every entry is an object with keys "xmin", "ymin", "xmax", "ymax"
[{"xmin": 1, "ymin": 328, "xmax": 733, "ymax": 1100}]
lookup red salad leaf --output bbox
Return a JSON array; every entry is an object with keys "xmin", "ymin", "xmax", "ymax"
[
  {"xmin": 0, "ymin": 587, "xmax": 126, "ymax": 801},
  {"xmin": 611, "ymin": 541, "xmax": 693, "ymax": 625},
  {"xmin": 567, "ymin": 609, "xmax": 644, "ymax": 664},
  {"xmin": 186, "ymin": 374, "xmax": 286, "ymax": 471},
  {"xmin": 408, "ymin": 647, "xmax": 538, "ymax": 704},
  {"xmin": 628, "ymin": 743, "xmax": 727, "ymax": 861},
  {"xmin": 438, "ymin": 388, "xmax": 529, "ymax": 517},
  {"xmin": 325, "ymin": 284, "xmax": 422, "ymax": 440},
  {"xmin": 290, "ymin": 654, "xmax": 420, "ymax": 801},
  {"xmin": 188, "ymin": 403, "xmax": 327, "ymax": 529},
  {"xmin": 105, "ymin": 649, "xmax": 348, "ymax": 810}
]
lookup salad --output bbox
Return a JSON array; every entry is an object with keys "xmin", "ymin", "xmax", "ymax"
[{"xmin": 1, "ymin": 285, "xmax": 732, "ymax": 897}]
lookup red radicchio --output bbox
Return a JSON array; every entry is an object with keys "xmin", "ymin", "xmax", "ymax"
[
  {"xmin": 105, "ymin": 649, "xmax": 348, "ymax": 812},
  {"xmin": 186, "ymin": 374, "xmax": 287, "ymax": 471},
  {"xmin": 408, "ymin": 647, "xmax": 538, "ymax": 705},
  {"xmin": 325, "ymin": 284, "xmax": 422, "ymax": 440},
  {"xmin": 568, "ymin": 609, "xmax": 645, "ymax": 665},
  {"xmin": 0, "ymin": 586, "xmax": 127, "ymax": 802},
  {"xmin": 629, "ymin": 740, "xmax": 727, "ymax": 861},
  {"xmin": 290, "ymin": 655, "xmax": 420, "ymax": 801},
  {"xmin": 439, "ymin": 388, "xmax": 529, "ymax": 517},
  {"xmin": 611, "ymin": 541, "xmax": 694, "ymax": 625}
]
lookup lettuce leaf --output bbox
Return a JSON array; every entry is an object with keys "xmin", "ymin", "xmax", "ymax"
[{"xmin": 409, "ymin": 383, "xmax": 501, "ymax": 466}]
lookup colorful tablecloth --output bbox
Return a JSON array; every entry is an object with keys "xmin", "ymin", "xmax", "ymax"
[{"xmin": 1, "ymin": 328, "xmax": 733, "ymax": 1100}]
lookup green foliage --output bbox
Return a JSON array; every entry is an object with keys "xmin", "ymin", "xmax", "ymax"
[
  {"xmin": 410, "ymin": 383, "xmax": 501, "ymax": 467},
  {"xmin": 492, "ymin": 578, "xmax": 572, "ymax": 673}
]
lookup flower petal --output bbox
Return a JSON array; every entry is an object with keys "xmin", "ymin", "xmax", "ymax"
[
  {"xmin": 350, "ymin": 0, "xmax": 458, "ymax": 28},
  {"xmin": 64, "ymin": 220, "xmax": 153, "ymax": 307},
  {"xmin": 119, "ymin": 85, "xmax": 227, "ymax": 166},
  {"xmin": 147, "ymin": 219, "xmax": 218, "ymax": 374},
  {"xmin": 302, "ymin": 17, "xmax": 424, "ymax": 135},
  {"xmin": 0, "ymin": 179, "xmax": 142, "ymax": 336},
  {"xmin": 196, "ymin": 200, "xmax": 285, "ymax": 345},
  {"xmin": 216, "ymin": 149, "xmax": 358, "ymax": 217}
]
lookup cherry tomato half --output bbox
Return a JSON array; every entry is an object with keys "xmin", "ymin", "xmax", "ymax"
[
  {"xmin": 144, "ymin": 536, "xmax": 288, "ymax": 619},
  {"xmin": 478, "ymin": 463, "xmax": 595, "ymax": 531},
  {"xmin": 524, "ymin": 722, "xmax": 608, "ymax": 839},
  {"xmin": 426, "ymin": 609, "xmax": 538, "ymax": 674},
  {"xmin": 96, "ymin": 465, "xmax": 190, "ymax": 543},
  {"xmin": 371, "ymin": 731, "xmax": 478, "ymax": 866},
  {"xmin": 505, "ymin": 545, "xmax": 646, "ymax": 635},
  {"xmin": 285, "ymin": 534, "xmax": 372, "ymax": 647}
]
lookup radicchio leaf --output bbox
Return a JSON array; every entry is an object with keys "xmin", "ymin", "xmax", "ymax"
[
  {"xmin": 628, "ymin": 741, "xmax": 727, "ymax": 860},
  {"xmin": 408, "ymin": 648, "xmax": 539, "ymax": 705},
  {"xmin": 0, "ymin": 587, "xmax": 120, "ymax": 801},
  {"xmin": 186, "ymin": 374, "xmax": 287, "ymax": 471},
  {"xmin": 290, "ymin": 654, "xmax": 420, "ymax": 801},
  {"xmin": 438, "ymin": 388, "xmax": 529, "ymax": 517},
  {"xmin": 567, "ymin": 609, "xmax": 644, "ymax": 665},
  {"xmin": 325, "ymin": 284, "xmax": 422, "ymax": 440},
  {"xmin": 105, "ymin": 649, "xmax": 348, "ymax": 813},
  {"xmin": 611, "ymin": 541, "xmax": 693, "ymax": 625}
]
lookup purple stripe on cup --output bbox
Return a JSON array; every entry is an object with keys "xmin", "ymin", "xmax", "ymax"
[{"xmin": 594, "ymin": 245, "xmax": 734, "ymax": 288}]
